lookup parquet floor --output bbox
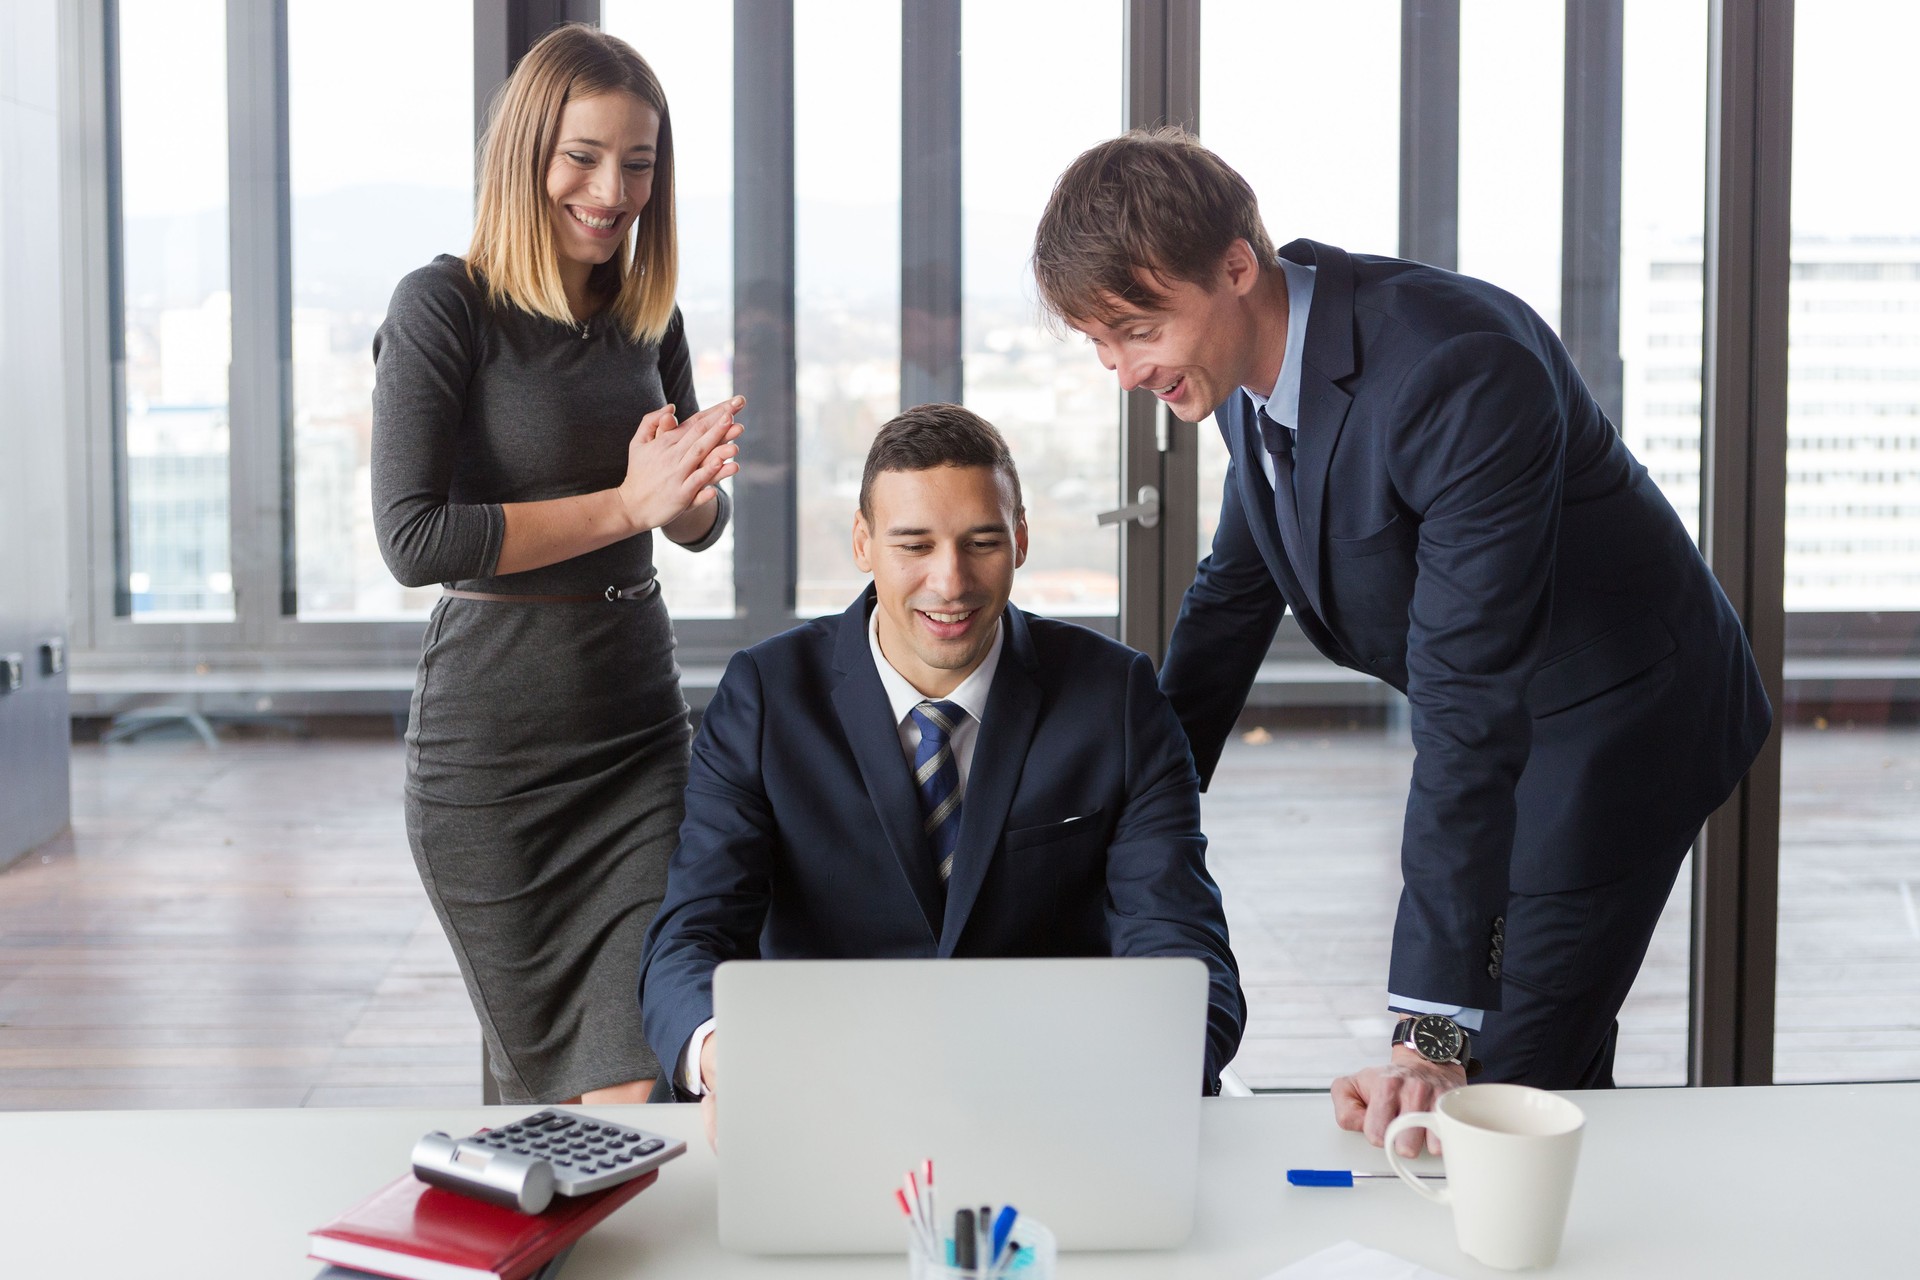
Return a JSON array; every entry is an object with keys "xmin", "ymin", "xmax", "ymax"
[{"xmin": 0, "ymin": 722, "xmax": 1912, "ymax": 1108}]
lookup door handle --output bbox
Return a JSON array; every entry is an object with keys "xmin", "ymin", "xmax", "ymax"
[{"xmin": 1096, "ymin": 484, "xmax": 1161, "ymax": 529}]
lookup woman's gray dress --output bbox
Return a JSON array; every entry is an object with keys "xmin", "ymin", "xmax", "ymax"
[{"xmin": 371, "ymin": 255, "xmax": 727, "ymax": 1102}]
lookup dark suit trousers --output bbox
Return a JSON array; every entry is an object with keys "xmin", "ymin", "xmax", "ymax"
[{"xmin": 1472, "ymin": 831, "xmax": 1695, "ymax": 1088}]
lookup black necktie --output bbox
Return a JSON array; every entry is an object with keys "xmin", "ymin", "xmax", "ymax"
[{"xmin": 1257, "ymin": 408, "xmax": 1315, "ymax": 615}]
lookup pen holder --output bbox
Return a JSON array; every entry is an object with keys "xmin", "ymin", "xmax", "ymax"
[{"xmin": 907, "ymin": 1216, "xmax": 1056, "ymax": 1279}]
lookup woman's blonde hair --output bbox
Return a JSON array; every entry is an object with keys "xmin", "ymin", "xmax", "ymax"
[{"xmin": 467, "ymin": 23, "xmax": 677, "ymax": 344}]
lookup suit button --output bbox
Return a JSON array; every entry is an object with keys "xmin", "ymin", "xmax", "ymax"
[
  {"xmin": 1494, "ymin": 916, "xmax": 1506, "ymax": 932},
  {"xmin": 1488, "ymin": 962, "xmax": 1501, "ymax": 978}
]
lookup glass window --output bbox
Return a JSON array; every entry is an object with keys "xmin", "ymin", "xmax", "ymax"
[
  {"xmin": 603, "ymin": 2, "xmax": 738, "ymax": 619},
  {"xmin": 115, "ymin": 0, "xmax": 233, "ymax": 621},
  {"xmin": 287, "ymin": 0, "xmax": 472, "ymax": 620},
  {"xmin": 1458, "ymin": 0, "xmax": 1565, "ymax": 330},
  {"xmin": 962, "ymin": 1, "xmax": 1123, "ymax": 618},
  {"xmin": 794, "ymin": 1, "xmax": 902, "ymax": 616},
  {"xmin": 1777, "ymin": 1, "xmax": 1920, "ymax": 1083},
  {"xmin": 1196, "ymin": 0, "xmax": 1400, "ymax": 554},
  {"xmin": 1610, "ymin": 0, "xmax": 1710, "ymax": 1086},
  {"xmin": 1196, "ymin": 1, "xmax": 1406, "ymax": 1089}
]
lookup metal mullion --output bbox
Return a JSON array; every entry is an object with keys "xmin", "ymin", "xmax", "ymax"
[
  {"xmin": 65, "ymin": 0, "xmax": 116, "ymax": 654},
  {"xmin": 226, "ymin": 0, "xmax": 293, "ymax": 644},
  {"xmin": 733, "ymin": 0, "xmax": 797, "ymax": 635},
  {"xmin": 1399, "ymin": 0, "xmax": 1459, "ymax": 271},
  {"xmin": 1561, "ymin": 0, "xmax": 1625, "ymax": 430},
  {"xmin": 1121, "ymin": 0, "xmax": 1198, "ymax": 665},
  {"xmin": 1693, "ymin": 0, "xmax": 1792, "ymax": 1089},
  {"xmin": 901, "ymin": 0, "xmax": 961, "ymax": 410}
]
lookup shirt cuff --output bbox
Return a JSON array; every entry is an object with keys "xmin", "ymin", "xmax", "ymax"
[
  {"xmin": 677, "ymin": 1018, "xmax": 717, "ymax": 1096},
  {"xmin": 1387, "ymin": 995, "xmax": 1486, "ymax": 1032}
]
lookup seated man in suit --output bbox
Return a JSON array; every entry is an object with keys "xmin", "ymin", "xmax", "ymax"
[{"xmin": 639, "ymin": 403, "xmax": 1245, "ymax": 1118}]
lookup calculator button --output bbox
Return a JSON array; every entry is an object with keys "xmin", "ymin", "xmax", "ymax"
[
  {"xmin": 614, "ymin": 1152, "xmax": 634, "ymax": 1163},
  {"xmin": 589, "ymin": 1146, "xmax": 608, "ymax": 1156},
  {"xmin": 635, "ymin": 1138, "xmax": 664, "ymax": 1154},
  {"xmin": 598, "ymin": 1160, "xmax": 617, "ymax": 1170},
  {"xmin": 545, "ymin": 1118, "xmax": 575, "ymax": 1132}
]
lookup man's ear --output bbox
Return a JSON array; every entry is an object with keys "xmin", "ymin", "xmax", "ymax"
[
  {"xmin": 1014, "ymin": 510, "xmax": 1029, "ymax": 569},
  {"xmin": 1220, "ymin": 237, "xmax": 1262, "ymax": 297},
  {"xmin": 851, "ymin": 509, "xmax": 874, "ymax": 573}
]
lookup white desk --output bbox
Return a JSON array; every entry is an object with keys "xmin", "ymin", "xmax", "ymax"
[{"xmin": 1, "ymin": 1085, "xmax": 1909, "ymax": 1278}]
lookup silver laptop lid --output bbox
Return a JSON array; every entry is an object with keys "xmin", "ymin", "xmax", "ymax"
[{"xmin": 713, "ymin": 956, "xmax": 1208, "ymax": 1254}]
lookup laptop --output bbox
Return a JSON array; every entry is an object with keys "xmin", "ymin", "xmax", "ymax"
[{"xmin": 712, "ymin": 956, "xmax": 1209, "ymax": 1254}]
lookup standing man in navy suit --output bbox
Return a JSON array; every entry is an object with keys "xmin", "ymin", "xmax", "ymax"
[
  {"xmin": 640, "ymin": 403, "xmax": 1245, "ymax": 1134},
  {"xmin": 1033, "ymin": 130, "xmax": 1770, "ymax": 1153}
]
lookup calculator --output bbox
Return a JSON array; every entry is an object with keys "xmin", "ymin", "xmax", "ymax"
[
  {"xmin": 467, "ymin": 1108, "xmax": 686, "ymax": 1195},
  {"xmin": 412, "ymin": 1108, "xmax": 688, "ymax": 1212}
]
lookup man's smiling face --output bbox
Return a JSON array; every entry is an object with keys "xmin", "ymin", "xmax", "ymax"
[
  {"xmin": 1071, "ymin": 240, "xmax": 1269, "ymax": 423},
  {"xmin": 852, "ymin": 464, "xmax": 1027, "ymax": 699}
]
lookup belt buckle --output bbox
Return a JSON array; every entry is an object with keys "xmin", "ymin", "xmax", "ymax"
[{"xmin": 603, "ymin": 585, "xmax": 619, "ymax": 602}]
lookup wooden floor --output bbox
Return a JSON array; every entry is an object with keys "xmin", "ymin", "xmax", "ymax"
[{"xmin": 0, "ymin": 722, "xmax": 1913, "ymax": 1108}]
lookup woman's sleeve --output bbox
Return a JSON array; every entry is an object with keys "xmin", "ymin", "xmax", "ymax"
[
  {"xmin": 370, "ymin": 266, "xmax": 506, "ymax": 588},
  {"xmin": 660, "ymin": 306, "xmax": 732, "ymax": 553}
]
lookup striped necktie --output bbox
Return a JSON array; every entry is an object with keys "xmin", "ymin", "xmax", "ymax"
[{"xmin": 909, "ymin": 699, "xmax": 967, "ymax": 884}]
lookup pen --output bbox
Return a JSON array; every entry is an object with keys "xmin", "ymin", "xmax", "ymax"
[
  {"xmin": 955, "ymin": 1208, "xmax": 977, "ymax": 1272},
  {"xmin": 895, "ymin": 1188, "xmax": 928, "ymax": 1257},
  {"xmin": 989, "ymin": 1204, "xmax": 1018, "ymax": 1273},
  {"xmin": 1287, "ymin": 1168, "xmax": 1446, "ymax": 1187},
  {"xmin": 922, "ymin": 1160, "xmax": 936, "ymax": 1256}
]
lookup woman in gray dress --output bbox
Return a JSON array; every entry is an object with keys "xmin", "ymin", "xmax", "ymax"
[{"xmin": 371, "ymin": 24, "xmax": 742, "ymax": 1104}]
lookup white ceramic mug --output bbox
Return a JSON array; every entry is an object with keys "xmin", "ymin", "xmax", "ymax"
[{"xmin": 1383, "ymin": 1083, "xmax": 1586, "ymax": 1270}]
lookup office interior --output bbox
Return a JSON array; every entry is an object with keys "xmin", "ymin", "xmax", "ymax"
[{"xmin": 0, "ymin": 0, "xmax": 1912, "ymax": 1112}]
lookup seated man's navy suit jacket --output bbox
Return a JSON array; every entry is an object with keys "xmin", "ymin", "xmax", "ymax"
[
  {"xmin": 640, "ymin": 589, "xmax": 1246, "ymax": 1094},
  {"xmin": 1160, "ymin": 239, "xmax": 1772, "ymax": 1012}
]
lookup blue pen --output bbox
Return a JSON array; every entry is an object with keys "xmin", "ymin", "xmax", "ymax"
[
  {"xmin": 989, "ymin": 1205, "xmax": 1018, "ymax": 1271},
  {"xmin": 1287, "ymin": 1168, "xmax": 1445, "ymax": 1187}
]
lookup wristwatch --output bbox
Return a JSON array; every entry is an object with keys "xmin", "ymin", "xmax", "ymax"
[{"xmin": 1391, "ymin": 1013, "xmax": 1483, "ymax": 1077}]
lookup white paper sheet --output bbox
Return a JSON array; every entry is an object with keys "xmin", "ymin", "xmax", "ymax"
[{"xmin": 1261, "ymin": 1240, "xmax": 1460, "ymax": 1280}]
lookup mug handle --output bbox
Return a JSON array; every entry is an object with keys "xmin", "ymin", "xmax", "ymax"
[{"xmin": 1383, "ymin": 1112, "xmax": 1451, "ymax": 1204}]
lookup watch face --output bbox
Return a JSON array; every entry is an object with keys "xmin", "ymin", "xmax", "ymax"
[{"xmin": 1412, "ymin": 1015, "xmax": 1463, "ymax": 1062}]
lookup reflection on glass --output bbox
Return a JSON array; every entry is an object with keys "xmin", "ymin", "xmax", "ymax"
[
  {"xmin": 116, "ymin": 0, "xmax": 233, "ymax": 620},
  {"xmin": 794, "ymin": 1, "xmax": 901, "ymax": 616},
  {"xmin": 1458, "ymin": 0, "xmax": 1565, "ymax": 330},
  {"xmin": 962, "ymin": 1, "xmax": 1121, "ymax": 617},
  {"xmin": 288, "ymin": 0, "xmax": 471, "ymax": 619},
  {"xmin": 1777, "ymin": 2, "xmax": 1920, "ymax": 1083},
  {"xmin": 1196, "ymin": 0, "xmax": 1399, "ymax": 554},
  {"xmin": 604, "ymin": 2, "xmax": 737, "ymax": 618}
]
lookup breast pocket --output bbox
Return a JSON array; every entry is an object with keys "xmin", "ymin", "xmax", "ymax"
[{"xmin": 1002, "ymin": 807, "xmax": 1108, "ymax": 853}]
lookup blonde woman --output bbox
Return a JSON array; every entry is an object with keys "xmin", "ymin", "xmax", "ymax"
[{"xmin": 372, "ymin": 24, "xmax": 740, "ymax": 1104}]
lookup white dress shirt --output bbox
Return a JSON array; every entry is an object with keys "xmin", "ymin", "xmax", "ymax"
[{"xmin": 675, "ymin": 608, "xmax": 1009, "ymax": 1094}]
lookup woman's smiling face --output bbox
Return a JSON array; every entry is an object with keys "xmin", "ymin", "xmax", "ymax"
[{"xmin": 545, "ymin": 91, "xmax": 661, "ymax": 279}]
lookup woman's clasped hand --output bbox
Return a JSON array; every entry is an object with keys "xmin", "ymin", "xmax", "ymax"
[{"xmin": 620, "ymin": 394, "xmax": 746, "ymax": 535}]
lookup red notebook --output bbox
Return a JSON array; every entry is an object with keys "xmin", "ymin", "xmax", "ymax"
[{"xmin": 308, "ymin": 1171, "xmax": 657, "ymax": 1280}]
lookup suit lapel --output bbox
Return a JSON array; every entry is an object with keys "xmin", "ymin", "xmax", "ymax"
[
  {"xmin": 829, "ymin": 589, "xmax": 944, "ymax": 940},
  {"xmin": 937, "ymin": 605, "xmax": 1040, "ymax": 956},
  {"xmin": 1281, "ymin": 238, "xmax": 1359, "ymax": 617}
]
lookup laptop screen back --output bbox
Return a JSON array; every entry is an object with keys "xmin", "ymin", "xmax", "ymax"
[{"xmin": 713, "ymin": 956, "xmax": 1208, "ymax": 1254}]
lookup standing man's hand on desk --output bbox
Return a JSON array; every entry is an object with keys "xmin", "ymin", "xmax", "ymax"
[
  {"xmin": 1332, "ymin": 1047, "xmax": 1467, "ymax": 1157},
  {"xmin": 699, "ymin": 1033, "xmax": 719, "ymax": 1152}
]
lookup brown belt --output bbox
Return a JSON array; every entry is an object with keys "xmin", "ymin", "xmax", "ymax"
[{"xmin": 443, "ymin": 581, "xmax": 657, "ymax": 604}]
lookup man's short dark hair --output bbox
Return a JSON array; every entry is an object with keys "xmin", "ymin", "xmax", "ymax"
[
  {"xmin": 858, "ymin": 403, "xmax": 1024, "ymax": 520},
  {"xmin": 1032, "ymin": 126, "xmax": 1276, "ymax": 327}
]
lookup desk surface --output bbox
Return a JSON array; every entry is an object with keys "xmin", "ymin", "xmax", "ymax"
[{"xmin": 1, "ymin": 1085, "xmax": 1909, "ymax": 1278}]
